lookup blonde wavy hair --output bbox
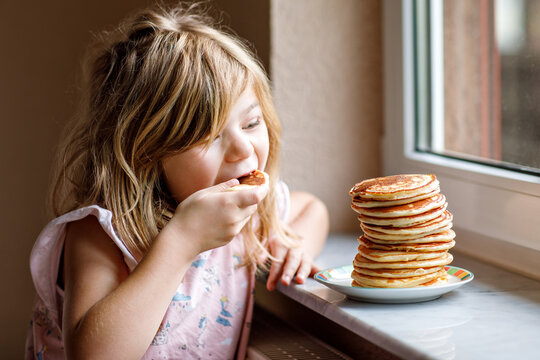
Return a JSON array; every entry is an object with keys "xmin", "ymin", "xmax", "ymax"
[{"xmin": 51, "ymin": 3, "xmax": 291, "ymax": 266}]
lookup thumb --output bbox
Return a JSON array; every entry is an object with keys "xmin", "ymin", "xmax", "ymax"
[{"xmin": 210, "ymin": 178, "xmax": 239, "ymax": 192}]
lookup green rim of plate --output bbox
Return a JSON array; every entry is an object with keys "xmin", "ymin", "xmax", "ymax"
[{"xmin": 315, "ymin": 265, "xmax": 473, "ymax": 283}]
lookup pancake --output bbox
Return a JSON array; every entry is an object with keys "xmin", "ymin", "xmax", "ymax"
[
  {"xmin": 358, "ymin": 235, "xmax": 455, "ymax": 252},
  {"xmin": 361, "ymin": 223, "xmax": 453, "ymax": 241},
  {"xmin": 348, "ymin": 174, "xmax": 456, "ymax": 289},
  {"xmin": 419, "ymin": 274, "xmax": 449, "ymax": 286},
  {"xmin": 349, "ymin": 174, "xmax": 439, "ymax": 201},
  {"xmin": 353, "ymin": 252, "xmax": 453, "ymax": 269},
  {"xmin": 352, "ymin": 194, "xmax": 446, "ymax": 218},
  {"xmin": 365, "ymin": 230, "xmax": 456, "ymax": 245},
  {"xmin": 351, "ymin": 268, "xmax": 447, "ymax": 288},
  {"xmin": 357, "ymin": 203, "xmax": 447, "ymax": 227},
  {"xmin": 358, "ymin": 244, "xmax": 447, "ymax": 262},
  {"xmin": 351, "ymin": 275, "xmax": 448, "ymax": 288},
  {"xmin": 351, "ymin": 188, "xmax": 440, "ymax": 208},
  {"xmin": 352, "ymin": 265, "xmax": 444, "ymax": 278},
  {"xmin": 230, "ymin": 170, "xmax": 268, "ymax": 190},
  {"xmin": 361, "ymin": 211, "xmax": 453, "ymax": 235}
]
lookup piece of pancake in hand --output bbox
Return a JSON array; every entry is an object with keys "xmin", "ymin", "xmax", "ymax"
[{"xmin": 230, "ymin": 170, "xmax": 268, "ymax": 190}]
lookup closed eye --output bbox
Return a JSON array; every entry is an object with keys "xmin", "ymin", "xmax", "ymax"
[{"xmin": 243, "ymin": 117, "xmax": 261, "ymax": 130}]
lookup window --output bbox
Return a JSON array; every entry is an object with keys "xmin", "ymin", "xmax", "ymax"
[
  {"xmin": 414, "ymin": 0, "xmax": 540, "ymax": 175},
  {"xmin": 383, "ymin": 0, "xmax": 540, "ymax": 277}
]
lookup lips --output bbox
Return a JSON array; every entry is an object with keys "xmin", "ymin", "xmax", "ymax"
[{"xmin": 237, "ymin": 169, "xmax": 257, "ymax": 179}]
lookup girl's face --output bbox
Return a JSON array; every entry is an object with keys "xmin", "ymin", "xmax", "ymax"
[{"xmin": 162, "ymin": 87, "xmax": 270, "ymax": 202}]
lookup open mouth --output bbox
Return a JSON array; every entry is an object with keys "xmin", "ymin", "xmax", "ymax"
[{"xmin": 237, "ymin": 170, "xmax": 267, "ymax": 186}]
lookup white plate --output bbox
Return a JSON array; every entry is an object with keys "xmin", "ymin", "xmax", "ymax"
[{"xmin": 314, "ymin": 265, "xmax": 474, "ymax": 304}]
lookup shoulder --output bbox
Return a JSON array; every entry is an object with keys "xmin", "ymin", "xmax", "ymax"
[
  {"xmin": 65, "ymin": 214, "xmax": 118, "ymax": 253},
  {"xmin": 66, "ymin": 214, "xmax": 107, "ymax": 238},
  {"xmin": 64, "ymin": 215, "xmax": 129, "ymax": 280}
]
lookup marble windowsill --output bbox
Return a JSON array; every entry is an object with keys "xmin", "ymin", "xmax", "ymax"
[{"xmin": 258, "ymin": 234, "xmax": 540, "ymax": 360}]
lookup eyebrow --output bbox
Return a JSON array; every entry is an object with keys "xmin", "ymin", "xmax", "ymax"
[{"xmin": 243, "ymin": 102, "xmax": 261, "ymax": 115}]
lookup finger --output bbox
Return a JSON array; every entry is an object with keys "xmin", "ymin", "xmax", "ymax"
[
  {"xmin": 236, "ymin": 205, "xmax": 258, "ymax": 229},
  {"xmin": 217, "ymin": 178, "xmax": 240, "ymax": 190},
  {"xmin": 280, "ymin": 249, "xmax": 302, "ymax": 286},
  {"xmin": 234, "ymin": 186, "xmax": 268, "ymax": 208},
  {"xmin": 309, "ymin": 263, "xmax": 322, "ymax": 277},
  {"xmin": 240, "ymin": 204, "xmax": 258, "ymax": 217},
  {"xmin": 294, "ymin": 257, "xmax": 313, "ymax": 284},
  {"xmin": 255, "ymin": 182, "xmax": 269, "ymax": 202},
  {"xmin": 201, "ymin": 179, "xmax": 239, "ymax": 194},
  {"xmin": 266, "ymin": 246, "xmax": 287, "ymax": 291}
]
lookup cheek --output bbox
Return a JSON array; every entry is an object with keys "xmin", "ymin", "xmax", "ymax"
[
  {"xmin": 257, "ymin": 126, "xmax": 270, "ymax": 170},
  {"xmin": 162, "ymin": 149, "xmax": 219, "ymax": 202},
  {"xmin": 162, "ymin": 157, "xmax": 191, "ymax": 202}
]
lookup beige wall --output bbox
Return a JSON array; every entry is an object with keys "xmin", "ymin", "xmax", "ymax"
[
  {"xmin": 0, "ymin": 0, "xmax": 381, "ymax": 356},
  {"xmin": 1, "ymin": 1, "xmax": 148, "ymax": 355},
  {"xmin": 0, "ymin": 0, "xmax": 268, "ymax": 356},
  {"xmin": 272, "ymin": 0, "xmax": 382, "ymax": 231}
]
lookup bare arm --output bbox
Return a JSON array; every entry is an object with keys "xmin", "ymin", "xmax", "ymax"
[
  {"xmin": 287, "ymin": 191, "xmax": 328, "ymax": 260},
  {"xmin": 62, "ymin": 215, "xmax": 199, "ymax": 359},
  {"xmin": 266, "ymin": 191, "xmax": 329, "ymax": 291},
  {"xmin": 62, "ymin": 180, "xmax": 268, "ymax": 359}
]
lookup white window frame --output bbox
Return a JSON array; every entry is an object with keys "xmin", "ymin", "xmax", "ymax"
[{"xmin": 383, "ymin": 1, "xmax": 540, "ymax": 279}]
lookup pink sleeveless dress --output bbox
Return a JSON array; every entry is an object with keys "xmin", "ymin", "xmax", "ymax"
[{"xmin": 25, "ymin": 182, "xmax": 290, "ymax": 360}]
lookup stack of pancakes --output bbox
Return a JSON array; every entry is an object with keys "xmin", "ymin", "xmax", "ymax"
[{"xmin": 348, "ymin": 174, "xmax": 455, "ymax": 288}]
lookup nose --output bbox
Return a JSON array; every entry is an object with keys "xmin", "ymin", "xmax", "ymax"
[{"xmin": 225, "ymin": 132, "xmax": 253, "ymax": 162}]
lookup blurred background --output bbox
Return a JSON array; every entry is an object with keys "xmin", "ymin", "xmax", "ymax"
[{"xmin": 0, "ymin": 0, "xmax": 382, "ymax": 356}]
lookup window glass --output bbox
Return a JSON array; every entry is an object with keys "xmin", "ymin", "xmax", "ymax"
[{"xmin": 414, "ymin": 0, "xmax": 540, "ymax": 176}]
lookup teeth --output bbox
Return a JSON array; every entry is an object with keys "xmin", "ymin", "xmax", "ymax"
[{"xmin": 349, "ymin": 174, "xmax": 454, "ymax": 288}]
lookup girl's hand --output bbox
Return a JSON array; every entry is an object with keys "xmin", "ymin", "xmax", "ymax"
[
  {"xmin": 266, "ymin": 235, "xmax": 321, "ymax": 291},
  {"xmin": 166, "ymin": 179, "xmax": 269, "ymax": 258},
  {"xmin": 265, "ymin": 191, "xmax": 328, "ymax": 291}
]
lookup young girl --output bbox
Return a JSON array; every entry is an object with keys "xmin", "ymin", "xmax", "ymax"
[{"xmin": 26, "ymin": 3, "xmax": 328, "ymax": 359}]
